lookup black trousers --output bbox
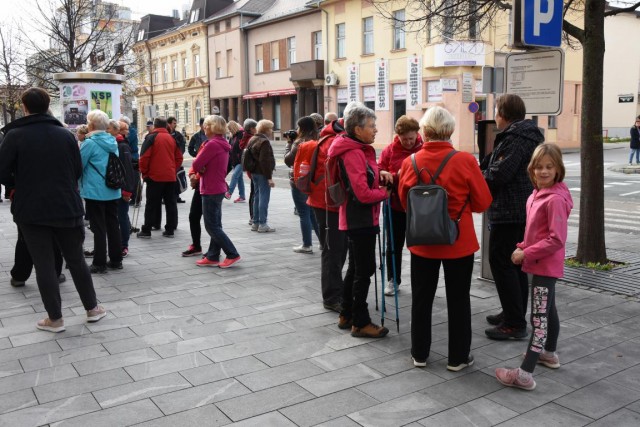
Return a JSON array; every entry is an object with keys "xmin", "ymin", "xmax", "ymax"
[
  {"xmin": 248, "ymin": 178, "xmax": 255, "ymax": 221},
  {"xmin": 20, "ymin": 223, "xmax": 97, "ymax": 320},
  {"xmin": 410, "ymin": 253, "xmax": 474, "ymax": 365},
  {"xmin": 189, "ymin": 187, "xmax": 203, "ymax": 247},
  {"xmin": 142, "ymin": 179, "xmax": 178, "ymax": 233},
  {"xmin": 521, "ymin": 275, "xmax": 560, "ymax": 373},
  {"xmin": 12, "ymin": 225, "xmax": 63, "ymax": 281},
  {"xmin": 85, "ymin": 199, "xmax": 122, "ymax": 266},
  {"xmin": 314, "ymin": 208, "xmax": 348, "ymax": 305},
  {"xmin": 340, "ymin": 233, "xmax": 377, "ymax": 328},
  {"xmin": 385, "ymin": 209, "xmax": 406, "ymax": 284},
  {"xmin": 489, "ymin": 223, "xmax": 528, "ymax": 329}
]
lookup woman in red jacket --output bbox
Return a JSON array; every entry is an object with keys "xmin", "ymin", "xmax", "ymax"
[
  {"xmin": 398, "ymin": 106, "xmax": 492, "ymax": 371},
  {"xmin": 377, "ymin": 115, "xmax": 423, "ymax": 296}
]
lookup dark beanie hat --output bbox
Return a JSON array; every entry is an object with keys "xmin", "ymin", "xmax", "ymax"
[
  {"xmin": 297, "ymin": 116, "xmax": 316, "ymax": 134},
  {"xmin": 199, "ymin": 117, "xmax": 205, "ymax": 125}
]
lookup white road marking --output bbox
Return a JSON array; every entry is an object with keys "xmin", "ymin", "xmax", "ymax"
[
  {"xmin": 620, "ymin": 190, "xmax": 640, "ymax": 196},
  {"xmin": 609, "ymin": 182, "xmax": 633, "ymax": 186}
]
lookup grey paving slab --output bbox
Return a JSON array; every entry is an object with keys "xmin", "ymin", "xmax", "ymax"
[
  {"xmin": 172, "ymin": 318, "xmax": 247, "ymax": 340},
  {"xmin": 151, "ymin": 302, "xmax": 217, "ymax": 320},
  {"xmin": 84, "ymin": 313, "xmax": 158, "ymax": 333},
  {"xmin": 0, "ymin": 359, "xmax": 22, "ymax": 378},
  {"xmin": 0, "ymin": 340, "xmax": 61, "ymax": 363},
  {"xmin": 93, "ymin": 372, "xmax": 192, "ymax": 408},
  {"xmin": 484, "ymin": 374, "xmax": 575, "ymax": 413},
  {"xmin": 309, "ymin": 345, "xmax": 392, "ymax": 371},
  {"xmin": 194, "ymin": 305, "xmax": 260, "ymax": 324},
  {"xmin": 129, "ymin": 315, "xmax": 203, "ymax": 336},
  {"xmin": 135, "ymin": 404, "xmax": 231, "ymax": 427},
  {"xmin": 0, "ymin": 392, "xmax": 100, "ymax": 426},
  {"xmin": 588, "ymin": 408, "xmax": 640, "ymax": 427},
  {"xmin": 56, "ymin": 327, "xmax": 138, "ymax": 350},
  {"xmin": 20, "ymin": 343, "xmax": 109, "ymax": 372},
  {"xmin": 108, "ymin": 300, "xmax": 176, "ymax": 318},
  {"xmin": 297, "ymin": 363, "xmax": 383, "ymax": 397},
  {"xmin": 72, "ymin": 347, "xmax": 161, "ymax": 376},
  {"xmin": 33, "ymin": 367, "xmax": 133, "ymax": 403},
  {"xmin": 556, "ymin": 379, "xmax": 640, "ymax": 419},
  {"xmin": 216, "ymin": 382, "xmax": 314, "ymax": 421},
  {"xmin": 151, "ymin": 378, "xmax": 251, "ymax": 415},
  {"xmin": 497, "ymin": 402, "xmax": 593, "ymax": 426},
  {"xmin": 180, "ymin": 355, "xmax": 269, "ymax": 386},
  {"xmin": 201, "ymin": 339, "xmax": 281, "ymax": 362},
  {"xmin": 255, "ymin": 340, "xmax": 334, "ymax": 367},
  {"xmin": 279, "ymin": 389, "xmax": 380, "ymax": 427},
  {"xmin": 50, "ymin": 398, "xmax": 164, "ymax": 427},
  {"xmin": 0, "ymin": 388, "xmax": 38, "ymax": 415},
  {"xmin": 101, "ymin": 330, "xmax": 182, "ymax": 354},
  {"xmin": 124, "ymin": 351, "xmax": 212, "ymax": 380},
  {"xmin": 356, "ymin": 369, "xmax": 444, "ymax": 402},
  {"xmin": 0, "ymin": 363, "xmax": 77, "ymax": 395},
  {"xmin": 607, "ymin": 363, "xmax": 640, "ymax": 392},
  {"xmin": 313, "ymin": 417, "xmax": 362, "ymax": 427},
  {"xmin": 349, "ymin": 391, "xmax": 448, "ymax": 427},
  {"xmin": 152, "ymin": 333, "xmax": 229, "ymax": 358},
  {"xmin": 236, "ymin": 359, "xmax": 325, "ymax": 392},
  {"xmin": 227, "ymin": 411, "xmax": 297, "ymax": 426},
  {"xmin": 418, "ymin": 397, "xmax": 519, "ymax": 426},
  {"xmin": 420, "ymin": 371, "xmax": 503, "ymax": 408}
]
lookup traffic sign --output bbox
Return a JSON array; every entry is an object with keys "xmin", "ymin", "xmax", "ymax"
[
  {"xmin": 522, "ymin": 0, "xmax": 563, "ymax": 47},
  {"xmin": 468, "ymin": 102, "xmax": 479, "ymax": 114}
]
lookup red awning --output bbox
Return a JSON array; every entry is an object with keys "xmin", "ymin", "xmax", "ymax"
[
  {"xmin": 242, "ymin": 88, "xmax": 297, "ymax": 100},
  {"xmin": 242, "ymin": 91, "xmax": 269, "ymax": 100},
  {"xmin": 269, "ymin": 88, "xmax": 297, "ymax": 96}
]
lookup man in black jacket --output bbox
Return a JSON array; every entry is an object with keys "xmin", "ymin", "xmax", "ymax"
[
  {"xmin": 481, "ymin": 94, "xmax": 543, "ymax": 340},
  {"xmin": 188, "ymin": 117, "xmax": 207, "ymax": 157},
  {"xmin": 167, "ymin": 116, "xmax": 187, "ymax": 203},
  {"xmin": 0, "ymin": 87, "xmax": 106, "ymax": 332}
]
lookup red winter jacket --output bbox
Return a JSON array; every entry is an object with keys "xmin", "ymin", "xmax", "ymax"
[
  {"xmin": 398, "ymin": 141, "xmax": 492, "ymax": 259},
  {"xmin": 377, "ymin": 133, "xmax": 423, "ymax": 211},
  {"xmin": 139, "ymin": 128, "xmax": 183, "ymax": 182},
  {"xmin": 306, "ymin": 120, "xmax": 345, "ymax": 212},
  {"xmin": 327, "ymin": 133, "xmax": 387, "ymax": 231}
]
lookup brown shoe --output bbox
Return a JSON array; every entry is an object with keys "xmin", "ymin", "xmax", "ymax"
[
  {"xmin": 351, "ymin": 323, "xmax": 389, "ymax": 338},
  {"xmin": 338, "ymin": 315, "xmax": 352, "ymax": 330}
]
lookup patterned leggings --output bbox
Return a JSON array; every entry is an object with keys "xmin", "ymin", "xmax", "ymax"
[{"xmin": 521, "ymin": 275, "xmax": 560, "ymax": 373}]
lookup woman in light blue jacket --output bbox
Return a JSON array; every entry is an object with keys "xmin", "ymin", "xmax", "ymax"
[{"xmin": 80, "ymin": 110, "xmax": 123, "ymax": 274}]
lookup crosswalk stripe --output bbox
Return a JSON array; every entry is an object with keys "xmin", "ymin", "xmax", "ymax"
[
  {"xmin": 567, "ymin": 218, "xmax": 640, "ymax": 232},
  {"xmin": 609, "ymin": 182, "xmax": 633, "ymax": 186}
]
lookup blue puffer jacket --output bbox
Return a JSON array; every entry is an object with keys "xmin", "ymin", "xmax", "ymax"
[{"xmin": 80, "ymin": 131, "xmax": 121, "ymax": 201}]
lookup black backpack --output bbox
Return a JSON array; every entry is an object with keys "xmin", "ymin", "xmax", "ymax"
[
  {"xmin": 242, "ymin": 139, "xmax": 258, "ymax": 172},
  {"xmin": 90, "ymin": 152, "xmax": 127, "ymax": 189},
  {"xmin": 405, "ymin": 151, "xmax": 468, "ymax": 247}
]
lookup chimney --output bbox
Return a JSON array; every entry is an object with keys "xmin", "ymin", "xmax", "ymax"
[{"xmin": 172, "ymin": 9, "xmax": 180, "ymax": 19}]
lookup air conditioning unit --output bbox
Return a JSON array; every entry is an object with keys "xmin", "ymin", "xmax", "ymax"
[{"xmin": 325, "ymin": 73, "xmax": 338, "ymax": 86}]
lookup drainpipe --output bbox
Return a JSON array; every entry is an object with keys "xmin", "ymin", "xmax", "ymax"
[
  {"xmin": 144, "ymin": 39, "xmax": 154, "ymax": 130},
  {"xmin": 204, "ymin": 0, "xmax": 211, "ymax": 115},
  {"xmin": 241, "ymin": 12, "xmax": 250, "ymax": 118}
]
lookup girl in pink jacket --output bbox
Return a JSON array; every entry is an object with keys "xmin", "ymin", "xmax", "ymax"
[{"xmin": 495, "ymin": 143, "xmax": 573, "ymax": 391}]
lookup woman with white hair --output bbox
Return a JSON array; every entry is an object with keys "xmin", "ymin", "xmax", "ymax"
[
  {"xmin": 80, "ymin": 109, "xmax": 123, "ymax": 274},
  {"xmin": 398, "ymin": 106, "xmax": 492, "ymax": 371}
]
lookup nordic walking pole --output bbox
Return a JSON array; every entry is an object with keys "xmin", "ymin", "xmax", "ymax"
[
  {"xmin": 380, "ymin": 199, "xmax": 388, "ymax": 327},
  {"xmin": 375, "ymin": 232, "xmax": 380, "ymax": 311},
  {"xmin": 386, "ymin": 199, "xmax": 400, "ymax": 333}
]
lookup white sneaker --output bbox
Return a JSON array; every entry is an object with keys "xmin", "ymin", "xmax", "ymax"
[
  {"xmin": 293, "ymin": 245, "xmax": 313, "ymax": 254},
  {"xmin": 258, "ymin": 225, "xmax": 276, "ymax": 233},
  {"xmin": 384, "ymin": 280, "xmax": 398, "ymax": 296}
]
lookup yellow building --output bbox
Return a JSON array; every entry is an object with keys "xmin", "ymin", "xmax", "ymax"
[{"xmin": 317, "ymin": 0, "xmax": 584, "ymax": 150}]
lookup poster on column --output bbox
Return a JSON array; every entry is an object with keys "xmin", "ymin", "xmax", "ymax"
[
  {"xmin": 406, "ymin": 56, "xmax": 422, "ymax": 111},
  {"xmin": 91, "ymin": 91, "xmax": 113, "ymax": 118},
  {"xmin": 347, "ymin": 64, "xmax": 359, "ymax": 103},
  {"xmin": 375, "ymin": 59, "xmax": 389, "ymax": 111}
]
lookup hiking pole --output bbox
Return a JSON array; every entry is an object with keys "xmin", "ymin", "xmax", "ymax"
[
  {"xmin": 374, "ymin": 232, "xmax": 380, "ymax": 311},
  {"xmin": 380, "ymin": 200, "xmax": 388, "ymax": 327},
  {"xmin": 386, "ymin": 199, "xmax": 400, "ymax": 333}
]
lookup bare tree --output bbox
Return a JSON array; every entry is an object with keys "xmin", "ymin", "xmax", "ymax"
[
  {"xmin": 373, "ymin": 0, "xmax": 640, "ymax": 264},
  {"xmin": 0, "ymin": 26, "xmax": 27, "ymax": 124},
  {"xmin": 20, "ymin": 0, "xmax": 142, "ymax": 93}
]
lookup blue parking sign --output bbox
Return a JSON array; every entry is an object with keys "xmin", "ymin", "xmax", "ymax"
[{"xmin": 522, "ymin": 0, "xmax": 563, "ymax": 47}]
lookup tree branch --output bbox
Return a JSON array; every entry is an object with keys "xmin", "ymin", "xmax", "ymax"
[{"xmin": 604, "ymin": 1, "xmax": 640, "ymax": 16}]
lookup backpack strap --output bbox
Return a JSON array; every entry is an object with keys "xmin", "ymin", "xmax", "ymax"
[
  {"xmin": 410, "ymin": 153, "xmax": 423, "ymax": 184},
  {"xmin": 430, "ymin": 150, "xmax": 458, "ymax": 184},
  {"xmin": 309, "ymin": 135, "xmax": 331, "ymax": 185}
]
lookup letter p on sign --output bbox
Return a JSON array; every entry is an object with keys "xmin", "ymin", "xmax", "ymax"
[
  {"xmin": 533, "ymin": 0, "xmax": 553, "ymax": 36},
  {"xmin": 522, "ymin": 0, "xmax": 562, "ymax": 47}
]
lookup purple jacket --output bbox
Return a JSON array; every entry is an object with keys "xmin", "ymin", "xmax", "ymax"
[
  {"xmin": 517, "ymin": 182, "xmax": 573, "ymax": 278},
  {"xmin": 191, "ymin": 135, "xmax": 231, "ymax": 195}
]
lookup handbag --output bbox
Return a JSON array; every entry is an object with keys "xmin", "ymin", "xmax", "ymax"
[
  {"xmin": 405, "ymin": 151, "xmax": 468, "ymax": 247},
  {"xmin": 176, "ymin": 169, "xmax": 188, "ymax": 193}
]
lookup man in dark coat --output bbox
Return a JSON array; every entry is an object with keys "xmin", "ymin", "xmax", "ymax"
[{"xmin": 0, "ymin": 87, "xmax": 106, "ymax": 332}]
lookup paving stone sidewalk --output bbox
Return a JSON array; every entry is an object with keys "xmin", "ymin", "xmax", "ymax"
[{"xmin": 0, "ymin": 184, "xmax": 639, "ymax": 427}]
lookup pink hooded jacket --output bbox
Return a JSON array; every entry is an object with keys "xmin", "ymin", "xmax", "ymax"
[
  {"xmin": 191, "ymin": 135, "xmax": 231, "ymax": 195},
  {"xmin": 517, "ymin": 182, "xmax": 573, "ymax": 278}
]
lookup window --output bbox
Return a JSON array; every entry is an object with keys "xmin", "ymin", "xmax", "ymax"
[
  {"xmin": 174, "ymin": 102, "xmax": 179, "ymax": 121},
  {"xmin": 155, "ymin": 104, "xmax": 160, "ymax": 117},
  {"xmin": 137, "ymin": 29, "xmax": 145, "ymax": 41},
  {"xmin": 443, "ymin": 0, "xmax": 454, "ymax": 39},
  {"xmin": 214, "ymin": 22, "xmax": 220, "ymax": 33},
  {"xmin": 274, "ymin": 96, "xmax": 281, "ymax": 130},
  {"xmin": 287, "ymin": 37, "xmax": 296, "ymax": 66},
  {"xmin": 215, "ymin": 51, "xmax": 222, "ymax": 78},
  {"xmin": 162, "ymin": 63, "xmax": 168, "ymax": 82},
  {"xmin": 336, "ymin": 23, "xmax": 345, "ymax": 58},
  {"xmin": 195, "ymin": 100, "xmax": 201, "ymax": 122},
  {"xmin": 362, "ymin": 17, "xmax": 374, "ymax": 54},
  {"xmin": 172, "ymin": 60, "xmax": 178, "ymax": 80},
  {"xmin": 189, "ymin": 9, "xmax": 200, "ymax": 23},
  {"xmin": 152, "ymin": 64, "xmax": 158, "ymax": 84},
  {"xmin": 271, "ymin": 41, "xmax": 279, "ymax": 70},
  {"xmin": 193, "ymin": 54, "xmax": 200, "ymax": 77},
  {"xmin": 164, "ymin": 103, "xmax": 169, "ymax": 117},
  {"xmin": 393, "ymin": 10, "xmax": 406, "ymax": 49},
  {"xmin": 256, "ymin": 45, "xmax": 264, "ymax": 72},
  {"xmin": 184, "ymin": 102, "xmax": 189, "ymax": 125},
  {"xmin": 226, "ymin": 49, "xmax": 233, "ymax": 77},
  {"xmin": 183, "ymin": 57, "xmax": 188, "ymax": 79},
  {"xmin": 225, "ymin": 19, "xmax": 231, "ymax": 30},
  {"xmin": 548, "ymin": 115, "xmax": 557, "ymax": 129},
  {"xmin": 313, "ymin": 31, "xmax": 322, "ymax": 60},
  {"xmin": 469, "ymin": 0, "xmax": 480, "ymax": 39}
]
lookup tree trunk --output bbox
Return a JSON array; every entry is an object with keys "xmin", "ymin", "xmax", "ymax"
[{"xmin": 575, "ymin": 0, "xmax": 607, "ymax": 264}]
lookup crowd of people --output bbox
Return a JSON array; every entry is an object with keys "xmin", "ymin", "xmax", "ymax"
[{"xmin": 0, "ymin": 87, "xmax": 574, "ymax": 392}]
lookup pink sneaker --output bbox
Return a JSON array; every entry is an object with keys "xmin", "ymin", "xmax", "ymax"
[
  {"xmin": 36, "ymin": 317, "xmax": 65, "ymax": 333},
  {"xmin": 224, "ymin": 192, "xmax": 232, "ymax": 200},
  {"xmin": 538, "ymin": 352, "xmax": 560, "ymax": 369},
  {"xmin": 234, "ymin": 197, "xmax": 246, "ymax": 203},
  {"xmin": 219, "ymin": 256, "xmax": 241, "ymax": 269},
  {"xmin": 196, "ymin": 258, "xmax": 220, "ymax": 267},
  {"xmin": 495, "ymin": 367, "xmax": 536, "ymax": 391}
]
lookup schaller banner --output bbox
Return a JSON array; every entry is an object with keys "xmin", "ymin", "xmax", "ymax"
[
  {"xmin": 375, "ymin": 59, "xmax": 389, "ymax": 111},
  {"xmin": 347, "ymin": 64, "xmax": 359, "ymax": 103},
  {"xmin": 406, "ymin": 56, "xmax": 422, "ymax": 111}
]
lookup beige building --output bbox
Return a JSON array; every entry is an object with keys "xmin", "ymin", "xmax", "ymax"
[
  {"xmin": 132, "ymin": 0, "xmax": 234, "ymax": 136},
  {"xmin": 317, "ymin": 0, "xmax": 585, "ymax": 150}
]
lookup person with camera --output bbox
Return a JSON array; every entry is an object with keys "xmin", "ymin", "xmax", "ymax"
[
  {"xmin": 327, "ymin": 104, "xmax": 392, "ymax": 338},
  {"xmin": 284, "ymin": 117, "xmax": 320, "ymax": 253},
  {"xmin": 398, "ymin": 106, "xmax": 492, "ymax": 370}
]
